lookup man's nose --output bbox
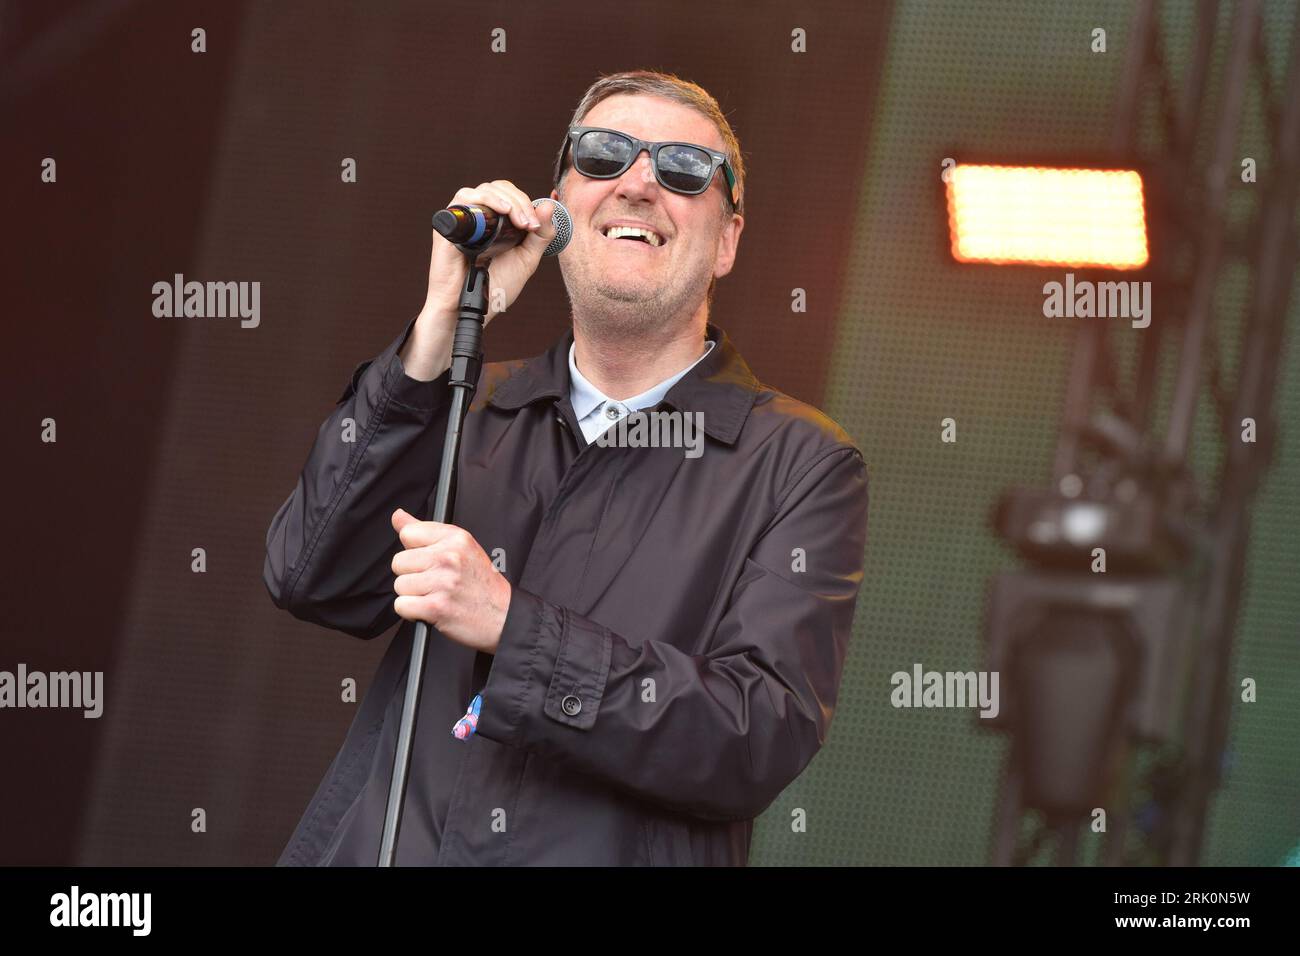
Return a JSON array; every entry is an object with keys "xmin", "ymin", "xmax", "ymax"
[{"xmin": 615, "ymin": 151, "xmax": 659, "ymax": 202}]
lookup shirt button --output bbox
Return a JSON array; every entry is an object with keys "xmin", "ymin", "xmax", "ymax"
[
  {"xmin": 605, "ymin": 404, "xmax": 620, "ymax": 419},
  {"xmin": 561, "ymin": 694, "xmax": 582, "ymax": 717}
]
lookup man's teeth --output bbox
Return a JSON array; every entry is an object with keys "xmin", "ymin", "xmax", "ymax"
[{"xmin": 603, "ymin": 225, "xmax": 662, "ymax": 247}]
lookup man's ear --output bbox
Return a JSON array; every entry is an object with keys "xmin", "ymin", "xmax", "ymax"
[{"xmin": 713, "ymin": 213, "xmax": 745, "ymax": 280}]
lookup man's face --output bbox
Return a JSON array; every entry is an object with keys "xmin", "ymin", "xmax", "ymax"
[{"xmin": 552, "ymin": 94, "xmax": 744, "ymax": 331}]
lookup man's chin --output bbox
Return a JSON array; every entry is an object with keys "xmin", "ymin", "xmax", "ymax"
[{"xmin": 593, "ymin": 282, "xmax": 662, "ymax": 305}]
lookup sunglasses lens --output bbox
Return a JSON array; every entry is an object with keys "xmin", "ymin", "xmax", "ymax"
[
  {"xmin": 657, "ymin": 144, "xmax": 714, "ymax": 194},
  {"xmin": 574, "ymin": 130, "xmax": 634, "ymax": 177}
]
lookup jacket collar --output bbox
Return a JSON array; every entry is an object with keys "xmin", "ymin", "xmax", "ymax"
[
  {"xmin": 568, "ymin": 338, "xmax": 717, "ymax": 421},
  {"xmin": 488, "ymin": 321, "xmax": 760, "ymax": 445}
]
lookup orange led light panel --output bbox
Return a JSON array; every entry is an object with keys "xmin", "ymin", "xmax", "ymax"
[{"xmin": 946, "ymin": 164, "xmax": 1149, "ymax": 269}]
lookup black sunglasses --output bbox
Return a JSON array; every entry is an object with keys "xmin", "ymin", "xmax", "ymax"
[{"xmin": 555, "ymin": 125, "xmax": 739, "ymax": 211}]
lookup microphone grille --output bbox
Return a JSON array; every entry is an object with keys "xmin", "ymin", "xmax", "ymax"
[{"xmin": 533, "ymin": 198, "xmax": 572, "ymax": 257}]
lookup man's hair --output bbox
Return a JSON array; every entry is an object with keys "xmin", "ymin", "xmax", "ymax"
[{"xmin": 553, "ymin": 70, "xmax": 747, "ymax": 310}]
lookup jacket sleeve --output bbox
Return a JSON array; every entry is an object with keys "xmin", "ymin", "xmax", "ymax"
[
  {"xmin": 473, "ymin": 443, "xmax": 870, "ymax": 821},
  {"xmin": 263, "ymin": 317, "xmax": 456, "ymax": 639}
]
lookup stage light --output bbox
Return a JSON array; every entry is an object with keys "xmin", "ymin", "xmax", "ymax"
[{"xmin": 946, "ymin": 164, "xmax": 1149, "ymax": 269}]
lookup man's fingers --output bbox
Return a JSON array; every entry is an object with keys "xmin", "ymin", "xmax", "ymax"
[
  {"xmin": 391, "ymin": 544, "xmax": 435, "ymax": 576},
  {"xmin": 393, "ymin": 568, "xmax": 443, "ymax": 598},
  {"xmin": 449, "ymin": 182, "xmax": 545, "ymax": 235},
  {"xmin": 469, "ymin": 183, "xmax": 513, "ymax": 214},
  {"xmin": 448, "ymin": 185, "xmax": 522, "ymax": 233},
  {"xmin": 396, "ymin": 518, "xmax": 464, "ymax": 549},
  {"xmin": 530, "ymin": 197, "xmax": 559, "ymax": 242},
  {"xmin": 393, "ymin": 594, "xmax": 444, "ymax": 624},
  {"xmin": 491, "ymin": 180, "xmax": 541, "ymax": 231},
  {"xmin": 471, "ymin": 181, "xmax": 536, "ymax": 233},
  {"xmin": 391, "ymin": 508, "xmax": 419, "ymax": 533}
]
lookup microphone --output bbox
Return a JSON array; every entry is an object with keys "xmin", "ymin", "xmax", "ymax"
[{"xmin": 432, "ymin": 198, "xmax": 572, "ymax": 258}]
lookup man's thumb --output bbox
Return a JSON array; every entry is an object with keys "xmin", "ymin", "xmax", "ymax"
[
  {"xmin": 392, "ymin": 507, "xmax": 417, "ymax": 532},
  {"xmin": 532, "ymin": 198, "xmax": 559, "ymax": 243}
]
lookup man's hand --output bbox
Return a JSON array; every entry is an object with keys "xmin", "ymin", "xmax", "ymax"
[{"xmin": 390, "ymin": 508, "xmax": 511, "ymax": 654}]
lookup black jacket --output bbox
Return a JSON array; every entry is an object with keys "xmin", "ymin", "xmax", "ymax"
[{"xmin": 264, "ymin": 317, "xmax": 869, "ymax": 865}]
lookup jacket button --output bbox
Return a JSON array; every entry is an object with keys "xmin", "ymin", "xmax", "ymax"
[{"xmin": 561, "ymin": 694, "xmax": 582, "ymax": 716}]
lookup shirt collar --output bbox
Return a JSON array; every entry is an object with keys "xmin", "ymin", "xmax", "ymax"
[
  {"xmin": 567, "ymin": 338, "xmax": 716, "ymax": 421},
  {"xmin": 488, "ymin": 321, "xmax": 761, "ymax": 446}
]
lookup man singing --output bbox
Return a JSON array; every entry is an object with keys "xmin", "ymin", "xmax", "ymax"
[{"xmin": 264, "ymin": 70, "xmax": 870, "ymax": 865}]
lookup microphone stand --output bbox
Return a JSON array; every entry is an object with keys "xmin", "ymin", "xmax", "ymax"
[{"xmin": 377, "ymin": 248, "xmax": 488, "ymax": 866}]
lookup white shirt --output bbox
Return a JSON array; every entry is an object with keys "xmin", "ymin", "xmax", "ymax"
[{"xmin": 568, "ymin": 338, "xmax": 716, "ymax": 444}]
